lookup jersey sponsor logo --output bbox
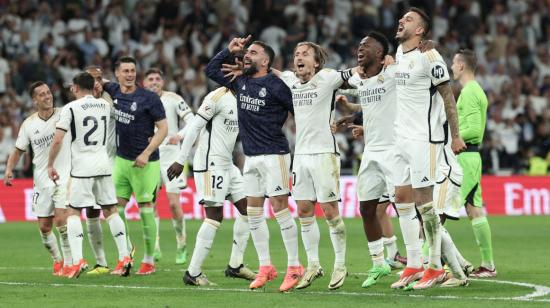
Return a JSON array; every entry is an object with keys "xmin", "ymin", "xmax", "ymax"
[
  {"xmin": 259, "ymin": 87, "xmax": 267, "ymax": 98},
  {"xmin": 114, "ymin": 108, "xmax": 135, "ymax": 124},
  {"xmin": 358, "ymin": 87, "xmax": 386, "ymax": 105},
  {"xmin": 32, "ymin": 133, "xmax": 54, "ymax": 149},
  {"xmin": 239, "ymin": 94, "xmax": 265, "ymax": 112},
  {"xmin": 292, "ymin": 91, "xmax": 318, "ymax": 107},
  {"xmin": 395, "ymin": 72, "xmax": 410, "ymax": 86},
  {"xmin": 431, "ymin": 65, "xmax": 445, "ymax": 79},
  {"xmin": 223, "ymin": 118, "xmax": 239, "ymax": 133},
  {"xmin": 130, "ymin": 102, "xmax": 137, "ymax": 111}
]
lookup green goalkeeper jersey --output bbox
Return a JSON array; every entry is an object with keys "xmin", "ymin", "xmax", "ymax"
[{"xmin": 457, "ymin": 80, "xmax": 488, "ymax": 145}]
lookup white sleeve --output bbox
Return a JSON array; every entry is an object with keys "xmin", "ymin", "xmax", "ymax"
[
  {"xmin": 347, "ymin": 72, "xmax": 362, "ymax": 88},
  {"xmin": 322, "ymin": 69, "xmax": 347, "ymax": 88},
  {"xmin": 279, "ymin": 70, "xmax": 297, "ymax": 88},
  {"xmin": 56, "ymin": 105, "xmax": 73, "ymax": 132},
  {"xmin": 14, "ymin": 121, "xmax": 29, "ymax": 151},
  {"xmin": 176, "ymin": 112, "xmax": 195, "ymax": 138},
  {"xmin": 176, "ymin": 97, "xmax": 192, "ymax": 118},
  {"xmin": 424, "ymin": 50, "xmax": 450, "ymax": 86},
  {"xmin": 176, "ymin": 116, "xmax": 208, "ymax": 165},
  {"xmin": 338, "ymin": 88, "xmax": 359, "ymax": 97}
]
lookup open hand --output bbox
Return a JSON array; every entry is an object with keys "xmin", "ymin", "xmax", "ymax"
[{"xmin": 167, "ymin": 162, "xmax": 184, "ymax": 181}]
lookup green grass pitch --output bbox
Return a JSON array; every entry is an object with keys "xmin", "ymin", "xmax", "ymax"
[{"xmin": 0, "ymin": 216, "xmax": 549, "ymax": 307}]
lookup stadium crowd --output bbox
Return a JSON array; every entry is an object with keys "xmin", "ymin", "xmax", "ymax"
[{"xmin": 1, "ymin": 0, "xmax": 550, "ymax": 176}]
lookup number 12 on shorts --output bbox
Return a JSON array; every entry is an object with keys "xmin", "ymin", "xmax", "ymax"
[{"xmin": 211, "ymin": 175, "xmax": 223, "ymax": 189}]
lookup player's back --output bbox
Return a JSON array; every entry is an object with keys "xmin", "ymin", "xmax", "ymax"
[
  {"xmin": 193, "ymin": 87, "xmax": 239, "ymax": 171},
  {"xmin": 60, "ymin": 95, "xmax": 112, "ymax": 177}
]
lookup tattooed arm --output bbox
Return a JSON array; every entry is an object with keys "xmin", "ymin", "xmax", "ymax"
[{"xmin": 437, "ymin": 82, "xmax": 466, "ymax": 154}]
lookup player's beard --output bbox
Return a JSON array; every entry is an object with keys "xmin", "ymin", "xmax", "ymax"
[{"xmin": 243, "ymin": 63, "xmax": 259, "ymax": 76}]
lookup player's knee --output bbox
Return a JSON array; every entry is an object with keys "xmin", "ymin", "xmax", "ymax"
[
  {"xmin": 359, "ymin": 201, "xmax": 377, "ymax": 220},
  {"xmin": 39, "ymin": 222, "xmax": 53, "ymax": 234},
  {"xmin": 86, "ymin": 207, "xmax": 100, "ymax": 218},
  {"xmin": 234, "ymin": 198, "xmax": 248, "ymax": 216},
  {"xmin": 204, "ymin": 207, "xmax": 223, "ymax": 222},
  {"xmin": 395, "ymin": 203, "xmax": 415, "ymax": 217}
]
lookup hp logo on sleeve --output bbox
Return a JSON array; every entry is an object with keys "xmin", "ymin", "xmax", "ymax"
[{"xmin": 431, "ymin": 65, "xmax": 445, "ymax": 79}]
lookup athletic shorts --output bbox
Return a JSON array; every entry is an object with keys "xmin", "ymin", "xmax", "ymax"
[
  {"xmin": 69, "ymin": 176, "xmax": 117, "ymax": 208},
  {"xmin": 357, "ymin": 149, "xmax": 395, "ymax": 202},
  {"xmin": 243, "ymin": 154, "xmax": 291, "ymax": 197},
  {"xmin": 437, "ymin": 144, "xmax": 463, "ymax": 186},
  {"xmin": 160, "ymin": 145, "xmax": 187, "ymax": 193},
  {"xmin": 392, "ymin": 138, "xmax": 442, "ymax": 188},
  {"xmin": 433, "ymin": 177, "xmax": 461, "ymax": 219},
  {"xmin": 32, "ymin": 184, "xmax": 67, "ymax": 218},
  {"xmin": 458, "ymin": 151, "xmax": 483, "ymax": 207},
  {"xmin": 113, "ymin": 156, "xmax": 160, "ymax": 203},
  {"xmin": 194, "ymin": 164, "xmax": 246, "ymax": 207},
  {"xmin": 292, "ymin": 153, "xmax": 340, "ymax": 203}
]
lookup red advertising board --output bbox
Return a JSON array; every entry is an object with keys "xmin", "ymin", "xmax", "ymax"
[{"xmin": 1, "ymin": 176, "xmax": 549, "ymax": 222}]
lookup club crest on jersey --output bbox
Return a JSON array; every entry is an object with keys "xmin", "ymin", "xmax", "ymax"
[
  {"xmin": 259, "ymin": 87, "xmax": 267, "ymax": 98},
  {"xmin": 377, "ymin": 74, "xmax": 385, "ymax": 84},
  {"xmin": 130, "ymin": 102, "xmax": 137, "ymax": 111}
]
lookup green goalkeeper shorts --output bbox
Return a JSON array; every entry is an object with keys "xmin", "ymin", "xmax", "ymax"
[
  {"xmin": 113, "ymin": 156, "xmax": 160, "ymax": 203},
  {"xmin": 457, "ymin": 151, "xmax": 483, "ymax": 207}
]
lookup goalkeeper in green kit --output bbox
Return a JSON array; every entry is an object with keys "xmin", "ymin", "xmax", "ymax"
[{"xmin": 451, "ymin": 49, "xmax": 496, "ymax": 278}]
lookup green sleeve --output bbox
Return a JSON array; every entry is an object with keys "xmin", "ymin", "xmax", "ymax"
[{"xmin": 459, "ymin": 88, "xmax": 483, "ymax": 142}]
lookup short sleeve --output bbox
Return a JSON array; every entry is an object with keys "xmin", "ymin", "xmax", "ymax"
[
  {"xmin": 347, "ymin": 72, "xmax": 362, "ymax": 88},
  {"xmin": 196, "ymin": 89, "xmax": 224, "ymax": 121},
  {"xmin": 56, "ymin": 105, "xmax": 73, "ymax": 132},
  {"xmin": 14, "ymin": 121, "xmax": 29, "ymax": 151},
  {"xmin": 279, "ymin": 71, "xmax": 297, "ymax": 88},
  {"xmin": 321, "ymin": 69, "xmax": 345, "ymax": 88},
  {"xmin": 103, "ymin": 82, "xmax": 118, "ymax": 97},
  {"xmin": 147, "ymin": 93, "xmax": 166, "ymax": 122},
  {"xmin": 424, "ymin": 50, "xmax": 450, "ymax": 86},
  {"xmin": 177, "ymin": 97, "xmax": 192, "ymax": 118}
]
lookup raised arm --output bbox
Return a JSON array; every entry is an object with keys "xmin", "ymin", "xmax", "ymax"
[{"xmin": 205, "ymin": 35, "xmax": 251, "ymax": 88}]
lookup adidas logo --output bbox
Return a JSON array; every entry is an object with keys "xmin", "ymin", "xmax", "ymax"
[
  {"xmin": 274, "ymin": 186, "xmax": 283, "ymax": 192},
  {"xmin": 77, "ymin": 233, "xmax": 84, "ymax": 238},
  {"xmin": 421, "ymin": 177, "xmax": 430, "ymax": 183},
  {"xmin": 292, "ymin": 85, "xmax": 297, "ymax": 89},
  {"xmin": 210, "ymin": 162, "xmax": 215, "ymax": 166},
  {"xmin": 242, "ymin": 85, "xmax": 246, "ymax": 90},
  {"xmin": 328, "ymin": 192, "xmax": 336, "ymax": 198},
  {"xmin": 114, "ymin": 231, "xmax": 124, "ymax": 238},
  {"xmin": 34, "ymin": 129, "xmax": 40, "ymax": 134},
  {"xmin": 229, "ymin": 110, "xmax": 233, "ymax": 114}
]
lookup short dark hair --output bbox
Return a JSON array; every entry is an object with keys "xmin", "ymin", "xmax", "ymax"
[
  {"xmin": 251, "ymin": 40, "xmax": 275, "ymax": 68},
  {"xmin": 457, "ymin": 49, "xmax": 478, "ymax": 72},
  {"xmin": 367, "ymin": 31, "xmax": 389, "ymax": 57},
  {"xmin": 294, "ymin": 42, "xmax": 328, "ymax": 72},
  {"xmin": 114, "ymin": 56, "xmax": 137, "ymax": 70},
  {"xmin": 29, "ymin": 81, "xmax": 47, "ymax": 97},
  {"xmin": 72, "ymin": 72, "xmax": 95, "ymax": 91},
  {"xmin": 144, "ymin": 67, "xmax": 164, "ymax": 78},
  {"xmin": 409, "ymin": 7, "xmax": 431, "ymax": 37}
]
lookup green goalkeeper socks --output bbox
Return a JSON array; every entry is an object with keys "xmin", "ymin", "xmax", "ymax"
[
  {"xmin": 140, "ymin": 207, "xmax": 157, "ymax": 259},
  {"xmin": 471, "ymin": 216, "xmax": 495, "ymax": 269}
]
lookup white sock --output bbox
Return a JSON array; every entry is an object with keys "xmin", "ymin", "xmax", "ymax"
[
  {"xmin": 327, "ymin": 215, "xmax": 346, "ymax": 268},
  {"xmin": 396, "ymin": 203, "xmax": 422, "ymax": 268},
  {"xmin": 86, "ymin": 217, "xmax": 107, "ymax": 266},
  {"xmin": 247, "ymin": 206, "xmax": 271, "ymax": 266},
  {"xmin": 418, "ymin": 201, "xmax": 442, "ymax": 269},
  {"xmin": 299, "ymin": 216, "xmax": 320, "ymax": 267},
  {"xmin": 155, "ymin": 216, "xmax": 161, "ymax": 251},
  {"xmin": 368, "ymin": 238, "xmax": 385, "ymax": 267},
  {"xmin": 172, "ymin": 217, "xmax": 186, "ymax": 249},
  {"xmin": 56, "ymin": 225, "xmax": 73, "ymax": 266},
  {"xmin": 383, "ymin": 235, "xmax": 398, "ymax": 259},
  {"xmin": 275, "ymin": 208, "xmax": 300, "ymax": 267},
  {"xmin": 40, "ymin": 230, "xmax": 62, "ymax": 262},
  {"xmin": 106, "ymin": 214, "xmax": 129, "ymax": 260},
  {"xmin": 188, "ymin": 218, "xmax": 220, "ymax": 277},
  {"xmin": 453, "ymin": 242, "xmax": 468, "ymax": 268},
  {"xmin": 229, "ymin": 213, "xmax": 249, "ymax": 268},
  {"xmin": 67, "ymin": 215, "xmax": 84, "ymax": 264},
  {"xmin": 441, "ymin": 226, "xmax": 466, "ymax": 279}
]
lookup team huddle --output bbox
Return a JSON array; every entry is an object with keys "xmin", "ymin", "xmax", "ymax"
[{"xmin": 3, "ymin": 7, "xmax": 496, "ymax": 291}]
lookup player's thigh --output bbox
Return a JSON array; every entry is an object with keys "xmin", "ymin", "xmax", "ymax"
[
  {"xmin": 194, "ymin": 167, "xmax": 230, "ymax": 205},
  {"xmin": 112, "ymin": 156, "xmax": 133, "ymax": 200},
  {"xmin": 263, "ymin": 154, "xmax": 291, "ymax": 197},
  {"xmin": 129, "ymin": 160, "xmax": 161, "ymax": 204},
  {"xmin": 458, "ymin": 152, "xmax": 483, "ymax": 207},
  {"xmin": 291, "ymin": 154, "xmax": 316, "ymax": 202},
  {"xmin": 32, "ymin": 186, "xmax": 55, "ymax": 218},
  {"xmin": 160, "ymin": 147, "xmax": 186, "ymax": 193},
  {"xmin": 390, "ymin": 142, "xmax": 412, "ymax": 187},
  {"xmin": 358, "ymin": 153, "xmax": 387, "ymax": 202},
  {"xmin": 242, "ymin": 156, "xmax": 265, "ymax": 198},
  {"xmin": 434, "ymin": 178, "xmax": 461, "ymax": 219},
  {"xmin": 310, "ymin": 153, "xmax": 341, "ymax": 203},
  {"xmin": 92, "ymin": 176, "xmax": 118, "ymax": 206},
  {"xmin": 69, "ymin": 177, "xmax": 97, "ymax": 208},
  {"xmin": 409, "ymin": 140, "xmax": 442, "ymax": 189},
  {"xmin": 226, "ymin": 165, "xmax": 246, "ymax": 204}
]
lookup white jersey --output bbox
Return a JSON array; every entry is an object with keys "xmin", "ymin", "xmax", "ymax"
[
  {"xmin": 101, "ymin": 91, "xmax": 116, "ymax": 160},
  {"xmin": 348, "ymin": 66, "xmax": 397, "ymax": 151},
  {"xmin": 185, "ymin": 88, "xmax": 239, "ymax": 171},
  {"xmin": 394, "ymin": 46, "xmax": 449, "ymax": 143},
  {"xmin": 280, "ymin": 68, "xmax": 350, "ymax": 154},
  {"xmin": 56, "ymin": 95, "xmax": 112, "ymax": 177},
  {"xmin": 15, "ymin": 109, "xmax": 71, "ymax": 188},
  {"xmin": 160, "ymin": 91, "xmax": 193, "ymax": 144}
]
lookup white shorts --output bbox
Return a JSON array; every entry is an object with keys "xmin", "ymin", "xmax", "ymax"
[
  {"xmin": 194, "ymin": 164, "xmax": 246, "ymax": 207},
  {"xmin": 437, "ymin": 143, "xmax": 463, "ymax": 186},
  {"xmin": 243, "ymin": 154, "xmax": 291, "ymax": 197},
  {"xmin": 392, "ymin": 138, "xmax": 443, "ymax": 188},
  {"xmin": 32, "ymin": 184, "xmax": 68, "ymax": 218},
  {"xmin": 69, "ymin": 176, "xmax": 117, "ymax": 208},
  {"xmin": 160, "ymin": 145, "xmax": 187, "ymax": 193},
  {"xmin": 357, "ymin": 150, "xmax": 394, "ymax": 202},
  {"xmin": 434, "ymin": 177, "xmax": 461, "ymax": 219},
  {"xmin": 292, "ymin": 153, "xmax": 340, "ymax": 203}
]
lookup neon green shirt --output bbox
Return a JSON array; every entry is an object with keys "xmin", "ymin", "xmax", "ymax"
[{"xmin": 457, "ymin": 80, "xmax": 488, "ymax": 144}]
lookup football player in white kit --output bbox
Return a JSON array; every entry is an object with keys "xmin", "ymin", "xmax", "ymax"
[
  {"xmin": 143, "ymin": 68, "xmax": 194, "ymax": 264},
  {"xmin": 4, "ymin": 82, "xmax": 73, "ymax": 277},
  {"xmin": 167, "ymin": 87, "xmax": 255, "ymax": 286},
  {"xmin": 391, "ymin": 7, "xmax": 466, "ymax": 290},
  {"xmin": 48, "ymin": 72, "xmax": 131, "ymax": 278}
]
